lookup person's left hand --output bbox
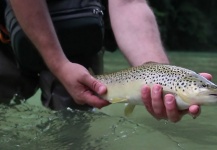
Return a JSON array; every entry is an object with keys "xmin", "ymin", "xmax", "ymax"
[{"xmin": 141, "ymin": 73, "xmax": 212, "ymax": 123}]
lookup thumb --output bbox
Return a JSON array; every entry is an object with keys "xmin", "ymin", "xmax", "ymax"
[{"xmin": 82, "ymin": 75, "xmax": 107, "ymax": 95}]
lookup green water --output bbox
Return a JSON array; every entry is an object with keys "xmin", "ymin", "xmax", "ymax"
[
  {"xmin": 1, "ymin": 51, "xmax": 217, "ymax": 150},
  {"xmin": 1, "ymin": 102, "xmax": 217, "ymax": 150}
]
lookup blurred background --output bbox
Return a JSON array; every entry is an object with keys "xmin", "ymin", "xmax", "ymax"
[
  {"xmin": 150, "ymin": 0, "xmax": 217, "ymax": 51},
  {"xmin": 104, "ymin": 0, "xmax": 217, "ymax": 52}
]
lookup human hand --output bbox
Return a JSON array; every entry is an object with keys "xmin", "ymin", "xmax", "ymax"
[
  {"xmin": 55, "ymin": 62, "xmax": 110, "ymax": 109},
  {"xmin": 141, "ymin": 73, "xmax": 212, "ymax": 123}
]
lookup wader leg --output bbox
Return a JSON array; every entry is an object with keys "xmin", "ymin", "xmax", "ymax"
[
  {"xmin": 0, "ymin": 43, "xmax": 39, "ymax": 104},
  {"xmin": 89, "ymin": 50, "xmax": 104, "ymax": 75},
  {"xmin": 39, "ymin": 50, "xmax": 104, "ymax": 111}
]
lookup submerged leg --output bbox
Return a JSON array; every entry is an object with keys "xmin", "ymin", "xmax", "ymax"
[{"xmin": 0, "ymin": 43, "xmax": 38, "ymax": 104}]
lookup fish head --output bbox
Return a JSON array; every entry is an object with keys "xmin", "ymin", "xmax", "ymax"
[{"xmin": 175, "ymin": 72, "xmax": 217, "ymax": 106}]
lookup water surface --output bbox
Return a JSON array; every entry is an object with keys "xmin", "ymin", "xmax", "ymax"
[{"xmin": 1, "ymin": 102, "xmax": 217, "ymax": 150}]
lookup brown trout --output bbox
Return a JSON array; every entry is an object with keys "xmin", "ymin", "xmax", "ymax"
[{"xmin": 96, "ymin": 62, "xmax": 217, "ymax": 115}]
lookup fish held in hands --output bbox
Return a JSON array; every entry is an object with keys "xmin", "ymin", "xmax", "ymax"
[{"xmin": 96, "ymin": 62, "xmax": 217, "ymax": 115}]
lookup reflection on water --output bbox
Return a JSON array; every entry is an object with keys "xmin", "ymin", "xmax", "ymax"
[{"xmin": 0, "ymin": 103, "xmax": 217, "ymax": 150}]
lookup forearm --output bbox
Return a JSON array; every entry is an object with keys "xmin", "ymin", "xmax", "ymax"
[
  {"xmin": 109, "ymin": 0, "xmax": 169, "ymax": 66},
  {"xmin": 9, "ymin": 0, "xmax": 69, "ymax": 74}
]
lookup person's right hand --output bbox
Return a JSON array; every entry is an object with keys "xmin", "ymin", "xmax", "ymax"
[{"xmin": 54, "ymin": 62, "xmax": 110, "ymax": 109}]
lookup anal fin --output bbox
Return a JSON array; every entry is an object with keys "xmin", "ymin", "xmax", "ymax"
[
  {"xmin": 124, "ymin": 104, "xmax": 136, "ymax": 116},
  {"xmin": 110, "ymin": 98, "xmax": 128, "ymax": 104}
]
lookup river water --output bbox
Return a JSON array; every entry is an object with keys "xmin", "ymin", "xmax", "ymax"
[{"xmin": 0, "ymin": 100, "xmax": 217, "ymax": 150}]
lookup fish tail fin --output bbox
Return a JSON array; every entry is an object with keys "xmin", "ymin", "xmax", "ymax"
[{"xmin": 124, "ymin": 104, "xmax": 136, "ymax": 116}]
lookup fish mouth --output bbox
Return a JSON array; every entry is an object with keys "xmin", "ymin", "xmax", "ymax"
[{"xmin": 209, "ymin": 94, "xmax": 217, "ymax": 96}]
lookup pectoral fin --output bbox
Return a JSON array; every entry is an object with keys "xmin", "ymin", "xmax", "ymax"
[
  {"xmin": 110, "ymin": 98, "xmax": 128, "ymax": 104},
  {"xmin": 175, "ymin": 95, "xmax": 190, "ymax": 110},
  {"xmin": 124, "ymin": 104, "xmax": 136, "ymax": 116}
]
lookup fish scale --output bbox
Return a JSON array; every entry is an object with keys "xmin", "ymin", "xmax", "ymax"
[{"xmin": 95, "ymin": 62, "xmax": 217, "ymax": 115}]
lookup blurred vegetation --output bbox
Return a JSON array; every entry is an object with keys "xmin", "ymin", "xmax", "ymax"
[
  {"xmin": 103, "ymin": 51, "xmax": 217, "ymax": 83},
  {"xmin": 103, "ymin": 1, "xmax": 217, "ymax": 51},
  {"xmin": 149, "ymin": 0, "xmax": 217, "ymax": 51}
]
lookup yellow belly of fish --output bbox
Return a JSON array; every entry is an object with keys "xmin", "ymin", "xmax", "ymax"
[{"xmin": 101, "ymin": 80, "xmax": 145, "ymax": 105}]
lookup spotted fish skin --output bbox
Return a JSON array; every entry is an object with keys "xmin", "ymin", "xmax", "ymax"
[{"xmin": 96, "ymin": 62, "xmax": 217, "ymax": 111}]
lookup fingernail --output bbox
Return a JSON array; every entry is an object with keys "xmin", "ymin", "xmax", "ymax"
[
  {"xmin": 98, "ymin": 86, "xmax": 105, "ymax": 94},
  {"xmin": 98, "ymin": 86, "xmax": 103, "ymax": 93},
  {"xmin": 166, "ymin": 95, "xmax": 174, "ymax": 104},
  {"xmin": 142, "ymin": 86, "xmax": 149, "ymax": 93},
  {"xmin": 153, "ymin": 86, "xmax": 161, "ymax": 94}
]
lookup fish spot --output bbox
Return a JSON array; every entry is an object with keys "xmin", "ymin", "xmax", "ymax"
[{"xmin": 202, "ymin": 84, "xmax": 207, "ymax": 87}]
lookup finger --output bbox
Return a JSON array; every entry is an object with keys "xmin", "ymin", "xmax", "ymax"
[
  {"xmin": 81, "ymin": 90, "xmax": 110, "ymax": 109},
  {"xmin": 164, "ymin": 94, "xmax": 181, "ymax": 123},
  {"xmin": 199, "ymin": 73, "xmax": 212, "ymax": 81},
  {"xmin": 151, "ymin": 84, "xmax": 166, "ymax": 119},
  {"xmin": 188, "ymin": 105, "xmax": 201, "ymax": 119},
  {"xmin": 82, "ymin": 74, "xmax": 107, "ymax": 95},
  {"xmin": 141, "ymin": 85, "xmax": 156, "ymax": 117}
]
